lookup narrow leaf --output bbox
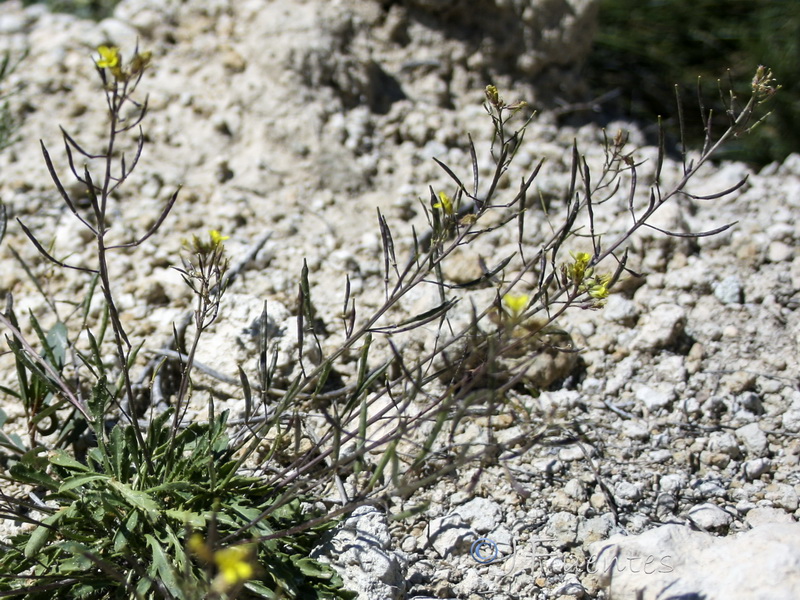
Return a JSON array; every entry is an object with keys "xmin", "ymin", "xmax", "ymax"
[
  {"xmin": 145, "ymin": 534, "xmax": 184, "ymax": 599},
  {"xmin": 59, "ymin": 473, "xmax": 109, "ymax": 492},
  {"xmin": 110, "ymin": 480, "xmax": 160, "ymax": 520},
  {"xmin": 48, "ymin": 449, "xmax": 91, "ymax": 471},
  {"xmin": 24, "ymin": 510, "xmax": 64, "ymax": 558},
  {"xmin": 0, "ymin": 201, "xmax": 6, "ymax": 245}
]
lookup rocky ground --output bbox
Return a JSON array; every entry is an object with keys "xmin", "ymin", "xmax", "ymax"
[{"xmin": 0, "ymin": 1, "xmax": 799, "ymax": 599}]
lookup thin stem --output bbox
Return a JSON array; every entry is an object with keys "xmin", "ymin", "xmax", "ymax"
[{"xmin": 93, "ymin": 81, "xmax": 153, "ymax": 475}]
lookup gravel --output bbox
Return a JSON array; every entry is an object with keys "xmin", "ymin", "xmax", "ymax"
[{"xmin": 0, "ymin": 1, "xmax": 798, "ymax": 599}]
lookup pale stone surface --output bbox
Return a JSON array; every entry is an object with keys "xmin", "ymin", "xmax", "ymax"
[
  {"xmin": 735, "ymin": 422, "xmax": 769, "ymax": 457},
  {"xmin": 453, "ymin": 497, "xmax": 502, "ymax": 534},
  {"xmin": 687, "ymin": 502, "xmax": 733, "ymax": 530},
  {"xmin": 630, "ymin": 304, "xmax": 686, "ymax": 351},
  {"xmin": 590, "ymin": 523, "xmax": 800, "ymax": 600},
  {"xmin": 312, "ymin": 506, "xmax": 407, "ymax": 600}
]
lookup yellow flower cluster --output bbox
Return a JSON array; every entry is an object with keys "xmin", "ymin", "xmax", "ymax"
[
  {"xmin": 564, "ymin": 251, "xmax": 612, "ymax": 306},
  {"xmin": 484, "ymin": 84, "xmax": 528, "ymax": 111},
  {"xmin": 587, "ymin": 273, "xmax": 611, "ymax": 300},
  {"xmin": 95, "ymin": 45, "xmax": 152, "ymax": 82},
  {"xmin": 185, "ymin": 230, "xmax": 229, "ymax": 256},
  {"xmin": 565, "ymin": 251, "xmax": 592, "ymax": 284}
]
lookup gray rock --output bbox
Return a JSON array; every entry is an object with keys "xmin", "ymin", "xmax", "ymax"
[
  {"xmin": 577, "ymin": 513, "xmax": 616, "ymax": 545},
  {"xmin": 559, "ymin": 444, "xmax": 587, "ymax": 462},
  {"xmin": 767, "ymin": 240, "xmax": 794, "ymax": 263},
  {"xmin": 537, "ymin": 389, "xmax": 582, "ymax": 415},
  {"xmin": 687, "ymin": 502, "xmax": 733, "ymax": 530},
  {"xmin": 564, "ymin": 478, "xmax": 587, "ymax": 502},
  {"xmin": 545, "ymin": 555, "xmax": 566, "ymax": 574},
  {"xmin": 590, "ymin": 523, "xmax": 800, "ymax": 600},
  {"xmin": 634, "ymin": 384, "xmax": 674, "ymax": 413},
  {"xmin": 427, "ymin": 514, "xmax": 472, "ymax": 558},
  {"xmin": 99, "ymin": 18, "xmax": 140, "ymax": 50},
  {"xmin": 622, "ymin": 420, "xmax": 650, "ymax": 441},
  {"xmin": 488, "ymin": 526, "xmax": 513, "ymax": 549},
  {"xmin": 312, "ymin": 506, "xmax": 406, "ymax": 600},
  {"xmin": 551, "ymin": 488, "xmax": 578, "ymax": 512},
  {"xmin": 694, "ymin": 479, "xmax": 727, "ymax": 498},
  {"xmin": 453, "ymin": 569, "xmax": 494, "ymax": 598},
  {"xmin": 781, "ymin": 390, "xmax": 800, "ymax": 432},
  {"xmin": 552, "ymin": 575, "xmax": 585, "ymax": 597},
  {"xmin": 664, "ymin": 261, "xmax": 712, "ymax": 292},
  {"xmin": 603, "ymin": 356, "xmax": 640, "ymax": 394},
  {"xmin": 721, "ymin": 371, "xmax": 757, "ymax": 395},
  {"xmin": 545, "ymin": 511, "xmax": 579, "ymax": 549},
  {"xmin": 659, "ymin": 473, "xmax": 687, "ymax": 494},
  {"xmin": 737, "ymin": 391, "xmax": 764, "ymax": 414},
  {"xmin": 735, "ymin": 422, "xmax": 769, "ymax": 457},
  {"xmin": 742, "ymin": 457, "xmax": 771, "ymax": 480},
  {"xmin": 714, "ymin": 275, "xmax": 744, "ymax": 304},
  {"xmin": 625, "ymin": 513, "xmax": 651, "ymax": 534},
  {"xmin": 454, "ymin": 497, "xmax": 502, "ymax": 534},
  {"xmin": 778, "ymin": 152, "xmax": 800, "ymax": 176},
  {"xmin": 655, "ymin": 493, "xmax": 678, "ymax": 520},
  {"xmin": 0, "ymin": 11, "xmax": 27, "ymax": 33},
  {"xmin": 764, "ymin": 483, "xmax": 799, "ymax": 511},
  {"xmin": 707, "ymin": 430, "xmax": 741, "ymax": 458},
  {"xmin": 647, "ymin": 449, "xmax": 672, "ymax": 463},
  {"xmin": 614, "ymin": 481, "xmax": 642, "ymax": 504},
  {"xmin": 402, "ymin": 0, "xmax": 600, "ymax": 79},
  {"xmin": 602, "ymin": 295, "xmax": 639, "ymax": 326},
  {"xmin": 631, "ymin": 304, "xmax": 686, "ymax": 351},
  {"xmin": 532, "ymin": 457, "xmax": 564, "ymax": 475},
  {"xmin": 652, "ymin": 354, "xmax": 687, "ymax": 383}
]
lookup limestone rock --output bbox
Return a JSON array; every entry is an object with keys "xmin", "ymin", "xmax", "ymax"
[
  {"xmin": 427, "ymin": 514, "xmax": 472, "ymax": 558},
  {"xmin": 590, "ymin": 523, "xmax": 800, "ymax": 600},
  {"xmin": 687, "ymin": 502, "xmax": 733, "ymax": 531},
  {"xmin": 312, "ymin": 506, "xmax": 407, "ymax": 600},
  {"xmin": 453, "ymin": 497, "xmax": 502, "ymax": 534},
  {"xmin": 630, "ymin": 304, "xmax": 686, "ymax": 351}
]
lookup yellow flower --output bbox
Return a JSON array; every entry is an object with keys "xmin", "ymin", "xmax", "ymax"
[
  {"xmin": 485, "ymin": 84, "xmax": 501, "ymax": 107},
  {"xmin": 587, "ymin": 273, "xmax": 612, "ymax": 300},
  {"xmin": 129, "ymin": 51, "xmax": 152, "ymax": 76},
  {"xmin": 209, "ymin": 230, "xmax": 230, "ymax": 246},
  {"xmin": 432, "ymin": 191, "xmax": 453, "ymax": 216},
  {"xmin": 502, "ymin": 293, "xmax": 529, "ymax": 318},
  {"xmin": 188, "ymin": 533, "xmax": 213, "ymax": 563},
  {"xmin": 566, "ymin": 251, "xmax": 592, "ymax": 284},
  {"xmin": 214, "ymin": 544, "xmax": 256, "ymax": 586},
  {"xmin": 95, "ymin": 45, "xmax": 120, "ymax": 69},
  {"xmin": 189, "ymin": 534, "xmax": 257, "ymax": 591}
]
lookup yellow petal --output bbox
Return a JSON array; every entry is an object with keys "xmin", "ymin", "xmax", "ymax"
[
  {"xmin": 187, "ymin": 534, "xmax": 213, "ymax": 563},
  {"xmin": 502, "ymin": 293, "xmax": 529, "ymax": 316},
  {"xmin": 433, "ymin": 191, "xmax": 453, "ymax": 215},
  {"xmin": 209, "ymin": 230, "xmax": 230, "ymax": 245},
  {"xmin": 96, "ymin": 45, "xmax": 120, "ymax": 69},
  {"xmin": 215, "ymin": 545, "xmax": 255, "ymax": 585}
]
